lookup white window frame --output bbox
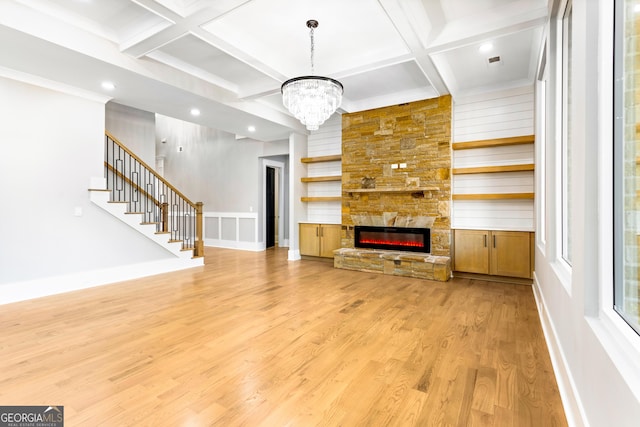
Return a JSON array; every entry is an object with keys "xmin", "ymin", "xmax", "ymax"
[
  {"xmin": 593, "ymin": 0, "xmax": 640, "ymax": 399},
  {"xmin": 561, "ymin": 0, "xmax": 573, "ymax": 267}
]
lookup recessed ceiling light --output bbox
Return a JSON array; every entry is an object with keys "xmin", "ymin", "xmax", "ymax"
[
  {"xmin": 101, "ymin": 81, "xmax": 115, "ymax": 91},
  {"xmin": 190, "ymin": 108, "xmax": 200, "ymax": 116},
  {"xmin": 247, "ymin": 126, "xmax": 256, "ymax": 132},
  {"xmin": 479, "ymin": 43, "xmax": 493, "ymax": 53}
]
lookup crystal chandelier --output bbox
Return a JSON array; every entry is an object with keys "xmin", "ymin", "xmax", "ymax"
[{"xmin": 281, "ymin": 20, "xmax": 344, "ymax": 131}]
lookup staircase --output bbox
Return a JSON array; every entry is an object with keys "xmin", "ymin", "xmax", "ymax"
[{"xmin": 90, "ymin": 132, "xmax": 204, "ymax": 265}]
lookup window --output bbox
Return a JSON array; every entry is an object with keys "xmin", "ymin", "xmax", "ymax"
[
  {"xmin": 614, "ymin": 0, "xmax": 640, "ymax": 335},
  {"xmin": 561, "ymin": 1, "xmax": 573, "ymax": 265},
  {"xmin": 537, "ymin": 55, "xmax": 548, "ymax": 250}
]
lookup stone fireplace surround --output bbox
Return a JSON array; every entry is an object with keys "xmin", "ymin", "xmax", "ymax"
[
  {"xmin": 334, "ymin": 96, "xmax": 452, "ymax": 281},
  {"xmin": 334, "ymin": 213, "xmax": 450, "ymax": 282}
]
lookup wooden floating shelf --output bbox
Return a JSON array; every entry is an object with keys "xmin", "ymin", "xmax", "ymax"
[
  {"xmin": 346, "ymin": 187, "xmax": 439, "ymax": 198},
  {"xmin": 452, "ymin": 135, "xmax": 535, "ymax": 150},
  {"xmin": 301, "ymin": 155, "xmax": 342, "ymax": 163},
  {"xmin": 346, "ymin": 186, "xmax": 439, "ymax": 194},
  {"xmin": 301, "ymin": 176, "xmax": 342, "ymax": 182},
  {"xmin": 452, "ymin": 193, "xmax": 535, "ymax": 200},
  {"xmin": 452, "ymin": 163, "xmax": 535, "ymax": 175},
  {"xmin": 301, "ymin": 196, "xmax": 342, "ymax": 202}
]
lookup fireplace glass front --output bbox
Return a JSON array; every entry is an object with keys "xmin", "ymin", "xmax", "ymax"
[{"xmin": 354, "ymin": 226, "xmax": 430, "ymax": 253}]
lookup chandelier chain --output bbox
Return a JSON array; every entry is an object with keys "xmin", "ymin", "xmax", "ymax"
[{"xmin": 309, "ymin": 26, "xmax": 315, "ymax": 75}]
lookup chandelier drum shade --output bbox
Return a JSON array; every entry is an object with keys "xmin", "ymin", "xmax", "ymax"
[{"xmin": 281, "ymin": 20, "xmax": 343, "ymax": 131}]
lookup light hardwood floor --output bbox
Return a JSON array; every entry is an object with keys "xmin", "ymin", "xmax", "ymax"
[{"xmin": 0, "ymin": 247, "xmax": 566, "ymax": 426}]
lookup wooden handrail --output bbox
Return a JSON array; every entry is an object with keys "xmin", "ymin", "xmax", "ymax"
[
  {"xmin": 105, "ymin": 131, "xmax": 204, "ymax": 257},
  {"xmin": 105, "ymin": 163, "xmax": 162, "ymax": 207},
  {"xmin": 105, "ymin": 131, "xmax": 197, "ymax": 207}
]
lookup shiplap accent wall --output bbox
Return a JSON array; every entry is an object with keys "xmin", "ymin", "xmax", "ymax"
[
  {"xmin": 305, "ymin": 114, "xmax": 342, "ymax": 224},
  {"xmin": 452, "ymin": 86, "xmax": 535, "ymax": 231}
]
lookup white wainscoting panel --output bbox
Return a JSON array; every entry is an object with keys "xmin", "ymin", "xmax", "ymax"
[{"xmin": 203, "ymin": 212, "xmax": 262, "ymax": 251}]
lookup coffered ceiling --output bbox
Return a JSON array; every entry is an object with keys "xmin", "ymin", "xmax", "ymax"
[{"xmin": 0, "ymin": 0, "xmax": 548, "ymax": 141}]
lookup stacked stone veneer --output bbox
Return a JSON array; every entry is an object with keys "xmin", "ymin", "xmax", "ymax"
[
  {"xmin": 337, "ymin": 96, "xmax": 452, "ymax": 281},
  {"xmin": 334, "ymin": 248, "xmax": 451, "ymax": 282}
]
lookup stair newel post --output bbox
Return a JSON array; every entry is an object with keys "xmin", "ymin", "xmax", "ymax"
[
  {"xmin": 195, "ymin": 202, "xmax": 204, "ymax": 257},
  {"xmin": 161, "ymin": 202, "xmax": 169, "ymax": 233}
]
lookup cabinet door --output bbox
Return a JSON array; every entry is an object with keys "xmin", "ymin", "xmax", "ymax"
[
  {"xmin": 490, "ymin": 231, "xmax": 531, "ymax": 278},
  {"xmin": 454, "ymin": 230, "xmax": 490, "ymax": 274},
  {"xmin": 319, "ymin": 224, "xmax": 342, "ymax": 258},
  {"xmin": 299, "ymin": 223, "xmax": 320, "ymax": 256}
]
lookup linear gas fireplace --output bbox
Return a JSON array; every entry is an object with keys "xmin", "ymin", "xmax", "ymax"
[{"xmin": 354, "ymin": 226, "xmax": 430, "ymax": 253}]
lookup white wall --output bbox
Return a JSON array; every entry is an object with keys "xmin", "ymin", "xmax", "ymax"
[
  {"xmin": 534, "ymin": 1, "xmax": 640, "ymax": 426},
  {"xmin": 105, "ymin": 102, "xmax": 156, "ymax": 166},
  {"xmin": 0, "ymin": 76, "xmax": 176, "ymax": 300},
  {"xmin": 288, "ymin": 132, "xmax": 308, "ymax": 260},
  {"xmin": 452, "ymin": 86, "xmax": 535, "ymax": 231},
  {"xmin": 155, "ymin": 114, "xmax": 290, "ymax": 247},
  {"xmin": 306, "ymin": 114, "xmax": 342, "ymax": 225}
]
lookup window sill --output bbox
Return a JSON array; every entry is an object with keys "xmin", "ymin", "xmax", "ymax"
[
  {"xmin": 587, "ymin": 309, "xmax": 640, "ymax": 403},
  {"xmin": 551, "ymin": 257, "xmax": 572, "ymax": 295}
]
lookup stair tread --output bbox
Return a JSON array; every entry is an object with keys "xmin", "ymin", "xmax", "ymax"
[{"xmin": 94, "ymin": 187, "xmax": 204, "ymax": 260}]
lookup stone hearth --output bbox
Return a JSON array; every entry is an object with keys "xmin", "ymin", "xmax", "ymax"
[{"xmin": 334, "ymin": 248, "xmax": 451, "ymax": 282}]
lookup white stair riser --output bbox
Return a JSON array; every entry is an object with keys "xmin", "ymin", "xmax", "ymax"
[{"xmin": 90, "ymin": 190, "xmax": 194, "ymax": 259}]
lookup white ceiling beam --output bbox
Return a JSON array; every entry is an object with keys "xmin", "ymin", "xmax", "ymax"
[
  {"xmin": 427, "ymin": 5, "xmax": 548, "ymax": 54},
  {"xmin": 122, "ymin": 0, "xmax": 250, "ymax": 57},
  {"xmin": 375, "ymin": 0, "xmax": 449, "ymax": 96}
]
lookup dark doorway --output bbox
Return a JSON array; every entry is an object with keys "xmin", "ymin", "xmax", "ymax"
[{"xmin": 266, "ymin": 166, "xmax": 276, "ymax": 248}]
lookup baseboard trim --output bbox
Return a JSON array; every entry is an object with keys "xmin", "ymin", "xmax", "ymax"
[
  {"xmin": 532, "ymin": 272, "xmax": 587, "ymax": 427},
  {"xmin": 288, "ymin": 249, "xmax": 301, "ymax": 261},
  {"xmin": 204, "ymin": 239, "xmax": 264, "ymax": 252},
  {"xmin": 0, "ymin": 257, "xmax": 204, "ymax": 305},
  {"xmin": 452, "ymin": 271, "xmax": 532, "ymax": 285}
]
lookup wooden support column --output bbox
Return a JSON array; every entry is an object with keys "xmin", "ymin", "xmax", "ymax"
[{"xmin": 195, "ymin": 202, "xmax": 204, "ymax": 257}]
